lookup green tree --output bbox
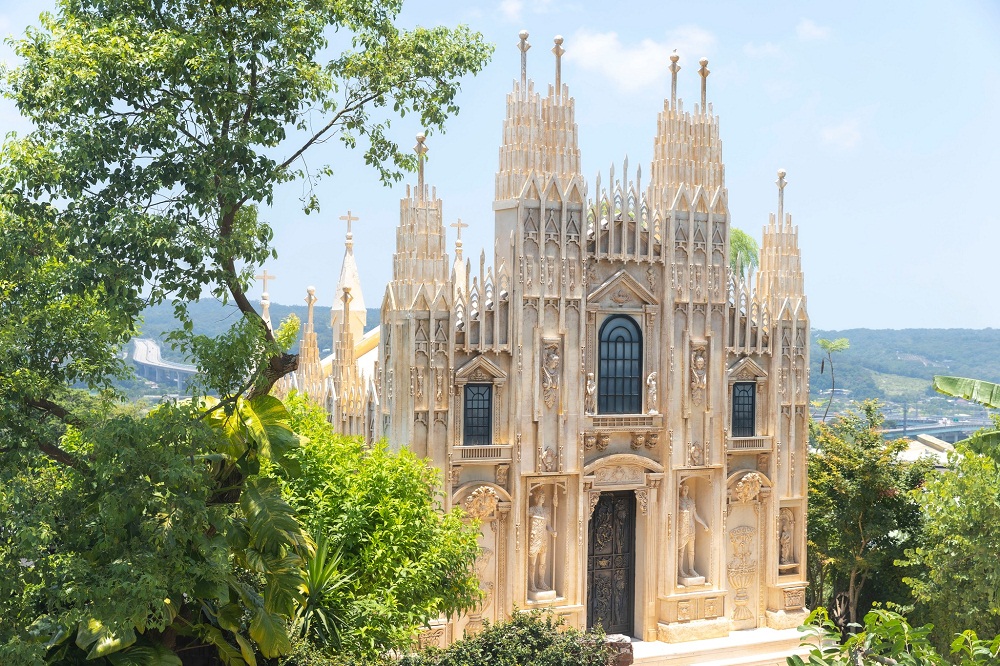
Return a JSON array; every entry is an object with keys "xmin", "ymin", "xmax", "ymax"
[
  {"xmin": 817, "ymin": 337, "xmax": 851, "ymax": 422},
  {"xmin": 902, "ymin": 444, "xmax": 1000, "ymax": 649},
  {"xmin": 0, "ymin": 0, "xmax": 490, "ymax": 661},
  {"xmin": 273, "ymin": 394, "xmax": 481, "ymax": 661},
  {"xmin": 729, "ymin": 227, "xmax": 760, "ymax": 280},
  {"xmin": 790, "ymin": 607, "xmax": 1000, "ymax": 666},
  {"xmin": 807, "ymin": 400, "xmax": 931, "ymax": 630}
]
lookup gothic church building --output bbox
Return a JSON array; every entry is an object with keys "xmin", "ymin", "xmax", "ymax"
[{"xmin": 279, "ymin": 32, "xmax": 810, "ymax": 649}]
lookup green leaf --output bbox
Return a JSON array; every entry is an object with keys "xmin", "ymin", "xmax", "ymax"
[
  {"xmin": 249, "ymin": 608, "xmax": 292, "ymax": 659},
  {"xmin": 107, "ymin": 644, "xmax": 183, "ymax": 666},
  {"xmin": 933, "ymin": 376, "xmax": 1000, "ymax": 408}
]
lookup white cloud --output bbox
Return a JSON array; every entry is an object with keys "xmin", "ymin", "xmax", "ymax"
[
  {"xmin": 743, "ymin": 41, "xmax": 782, "ymax": 58},
  {"xmin": 665, "ymin": 25, "xmax": 717, "ymax": 60},
  {"xmin": 820, "ymin": 119, "xmax": 861, "ymax": 150},
  {"xmin": 499, "ymin": 0, "xmax": 523, "ymax": 23},
  {"xmin": 796, "ymin": 18, "xmax": 830, "ymax": 41},
  {"xmin": 566, "ymin": 25, "xmax": 715, "ymax": 94}
]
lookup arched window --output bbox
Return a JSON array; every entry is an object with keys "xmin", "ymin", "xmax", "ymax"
[{"xmin": 598, "ymin": 315, "xmax": 643, "ymax": 414}]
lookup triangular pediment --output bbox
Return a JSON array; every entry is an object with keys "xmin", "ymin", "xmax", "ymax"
[
  {"xmin": 455, "ymin": 354, "xmax": 507, "ymax": 385},
  {"xmin": 728, "ymin": 356, "xmax": 767, "ymax": 381},
  {"xmin": 588, "ymin": 269, "xmax": 658, "ymax": 307}
]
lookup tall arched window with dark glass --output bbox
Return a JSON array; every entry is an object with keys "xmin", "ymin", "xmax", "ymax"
[
  {"xmin": 731, "ymin": 382, "xmax": 756, "ymax": 437},
  {"xmin": 463, "ymin": 384, "xmax": 493, "ymax": 445},
  {"xmin": 598, "ymin": 315, "xmax": 643, "ymax": 414}
]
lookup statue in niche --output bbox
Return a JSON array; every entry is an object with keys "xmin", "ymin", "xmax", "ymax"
[
  {"xmin": 585, "ymin": 373, "xmax": 597, "ymax": 415},
  {"xmin": 541, "ymin": 344, "xmax": 560, "ymax": 408},
  {"xmin": 528, "ymin": 489, "xmax": 557, "ymax": 597},
  {"xmin": 678, "ymin": 482, "xmax": 709, "ymax": 585},
  {"xmin": 780, "ymin": 526, "xmax": 792, "ymax": 564},
  {"xmin": 646, "ymin": 372, "xmax": 658, "ymax": 414},
  {"xmin": 690, "ymin": 348, "xmax": 707, "ymax": 406},
  {"xmin": 541, "ymin": 446, "xmax": 556, "ymax": 472}
]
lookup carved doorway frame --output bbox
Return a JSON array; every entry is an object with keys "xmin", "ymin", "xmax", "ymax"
[{"xmin": 582, "ymin": 453, "xmax": 663, "ymax": 640}]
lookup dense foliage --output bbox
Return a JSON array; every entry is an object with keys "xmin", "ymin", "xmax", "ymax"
[
  {"xmin": 399, "ymin": 612, "xmax": 613, "ymax": 666},
  {"xmin": 807, "ymin": 400, "xmax": 931, "ymax": 628},
  {"xmin": 273, "ymin": 394, "xmax": 482, "ymax": 660},
  {"xmin": 0, "ymin": 0, "xmax": 490, "ymax": 662},
  {"xmin": 790, "ymin": 608, "xmax": 1000, "ymax": 666}
]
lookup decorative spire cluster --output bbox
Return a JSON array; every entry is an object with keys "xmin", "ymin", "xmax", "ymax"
[
  {"xmin": 496, "ymin": 31, "xmax": 582, "ymax": 201},
  {"xmin": 332, "ymin": 209, "xmax": 366, "ymax": 347},
  {"xmin": 757, "ymin": 169, "xmax": 805, "ymax": 307},
  {"xmin": 649, "ymin": 52, "xmax": 725, "ymax": 207}
]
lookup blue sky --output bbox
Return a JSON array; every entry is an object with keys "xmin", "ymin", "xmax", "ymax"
[{"xmin": 1, "ymin": 1, "xmax": 999, "ymax": 329}]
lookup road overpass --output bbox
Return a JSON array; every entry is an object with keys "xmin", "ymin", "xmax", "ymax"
[{"xmin": 131, "ymin": 338, "xmax": 198, "ymax": 391}]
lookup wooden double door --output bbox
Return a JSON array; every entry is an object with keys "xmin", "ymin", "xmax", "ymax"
[{"xmin": 586, "ymin": 490, "xmax": 636, "ymax": 635}]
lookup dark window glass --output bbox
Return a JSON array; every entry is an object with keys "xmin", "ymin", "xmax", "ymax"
[
  {"xmin": 732, "ymin": 382, "xmax": 756, "ymax": 437},
  {"xmin": 598, "ymin": 316, "xmax": 642, "ymax": 414},
  {"xmin": 464, "ymin": 384, "xmax": 492, "ymax": 445}
]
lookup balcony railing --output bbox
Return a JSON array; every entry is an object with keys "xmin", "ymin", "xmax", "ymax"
[
  {"xmin": 455, "ymin": 444, "xmax": 513, "ymax": 463},
  {"xmin": 727, "ymin": 435, "xmax": 772, "ymax": 451},
  {"xmin": 590, "ymin": 414, "xmax": 661, "ymax": 431}
]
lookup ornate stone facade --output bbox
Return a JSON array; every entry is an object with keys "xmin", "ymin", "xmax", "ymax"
[{"xmin": 279, "ymin": 32, "xmax": 810, "ymax": 645}]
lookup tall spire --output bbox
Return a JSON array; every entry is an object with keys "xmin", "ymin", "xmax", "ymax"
[
  {"xmin": 669, "ymin": 51, "xmax": 680, "ymax": 105},
  {"xmin": 332, "ymin": 210, "xmax": 366, "ymax": 347},
  {"xmin": 552, "ymin": 35, "xmax": 565, "ymax": 92},
  {"xmin": 414, "ymin": 133, "xmax": 428, "ymax": 199},
  {"xmin": 699, "ymin": 57, "xmax": 709, "ymax": 113},
  {"xmin": 519, "ymin": 30, "xmax": 530, "ymax": 91},
  {"xmin": 757, "ymin": 168, "xmax": 804, "ymax": 308}
]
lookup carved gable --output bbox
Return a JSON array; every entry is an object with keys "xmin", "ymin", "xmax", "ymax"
[
  {"xmin": 587, "ymin": 269, "xmax": 658, "ymax": 309},
  {"xmin": 728, "ymin": 357, "xmax": 768, "ymax": 383},
  {"xmin": 455, "ymin": 354, "xmax": 507, "ymax": 386}
]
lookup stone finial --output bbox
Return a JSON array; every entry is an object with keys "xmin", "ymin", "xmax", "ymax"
[
  {"xmin": 305, "ymin": 286, "xmax": 317, "ymax": 327},
  {"xmin": 451, "ymin": 218, "xmax": 468, "ymax": 261},
  {"xmin": 552, "ymin": 35, "xmax": 565, "ymax": 91},
  {"xmin": 776, "ymin": 168, "xmax": 787, "ymax": 222},
  {"xmin": 669, "ymin": 51, "xmax": 680, "ymax": 105},
  {"xmin": 699, "ymin": 57, "xmax": 710, "ymax": 112},
  {"xmin": 256, "ymin": 269, "xmax": 275, "ymax": 330},
  {"xmin": 414, "ymin": 133, "xmax": 428, "ymax": 197},
  {"xmin": 339, "ymin": 209, "xmax": 359, "ymax": 249},
  {"xmin": 518, "ymin": 30, "xmax": 530, "ymax": 89}
]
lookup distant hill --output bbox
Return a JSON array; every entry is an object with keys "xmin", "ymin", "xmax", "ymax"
[{"xmin": 136, "ymin": 301, "xmax": 999, "ymax": 407}]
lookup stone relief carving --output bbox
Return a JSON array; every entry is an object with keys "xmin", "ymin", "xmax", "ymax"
[
  {"xmin": 688, "ymin": 441, "xmax": 704, "ymax": 467},
  {"xmin": 646, "ymin": 265, "xmax": 656, "ymax": 290},
  {"xmin": 417, "ymin": 627, "xmax": 444, "ymax": 649},
  {"xmin": 734, "ymin": 472, "xmax": 763, "ymax": 504},
  {"xmin": 704, "ymin": 597, "xmax": 719, "ymax": 618},
  {"xmin": 727, "ymin": 525, "xmax": 757, "ymax": 621},
  {"xmin": 541, "ymin": 446, "xmax": 556, "ymax": 472},
  {"xmin": 634, "ymin": 488, "xmax": 649, "ymax": 515},
  {"xmin": 495, "ymin": 464, "xmax": 509, "ymax": 487},
  {"xmin": 415, "ymin": 367, "xmax": 424, "ymax": 400},
  {"xmin": 584, "ymin": 372, "xmax": 597, "ymax": 415},
  {"xmin": 541, "ymin": 343, "xmax": 560, "ymax": 408},
  {"xmin": 463, "ymin": 486, "xmax": 500, "ymax": 521},
  {"xmin": 677, "ymin": 600, "xmax": 692, "ymax": 621},
  {"xmin": 690, "ymin": 347, "xmax": 707, "ymax": 406},
  {"xmin": 784, "ymin": 587, "xmax": 805, "ymax": 609},
  {"xmin": 678, "ymin": 483, "xmax": 709, "ymax": 585},
  {"xmin": 646, "ymin": 433, "xmax": 659, "ymax": 449},
  {"xmin": 630, "ymin": 432, "xmax": 646, "ymax": 450},
  {"xmin": 584, "ymin": 433, "xmax": 597, "ymax": 451},
  {"xmin": 435, "ymin": 373, "xmax": 445, "ymax": 408},
  {"xmin": 527, "ymin": 489, "xmax": 557, "ymax": 598},
  {"xmin": 779, "ymin": 508, "xmax": 797, "ymax": 567},
  {"xmin": 646, "ymin": 372, "xmax": 658, "ymax": 415},
  {"xmin": 611, "ymin": 287, "xmax": 631, "ymax": 304},
  {"xmin": 588, "ymin": 490, "xmax": 602, "ymax": 518},
  {"xmin": 597, "ymin": 433, "xmax": 611, "ymax": 452},
  {"xmin": 594, "ymin": 464, "xmax": 645, "ymax": 486}
]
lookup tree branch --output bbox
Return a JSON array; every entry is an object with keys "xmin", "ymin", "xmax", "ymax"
[
  {"xmin": 276, "ymin": 90, "xmax": 381, "ymax": 172},
  {"xmin": 26, "ymin": 397, "xmax": 83, "ymax": 428}
]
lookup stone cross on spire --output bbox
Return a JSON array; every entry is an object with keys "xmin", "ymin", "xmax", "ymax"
[
  {"xmin": 669, "ymin": 51, "xmax": 680, "ymax": 105},
  {"xmin": 450, "ymin": 218, "xmax": 469, "ymax": 261},
  {"xmin": 256, "ymin": 268, "xmax": 275, "ymax": 294},
  {"xmin": 776, "ymin": 168, "xmax": 787, "ymax": 222},
  {"xmin": 699, "ymin": 57, "xmax": 710, "ymax": 112},
  {"xmin": 339, "ymin": 210, "xmax": 359, "ymax": 249},
  {"xmin": 518, "ymin": 30, "xmax": 530, "ymax": 89},
  {"xmin": 552, "ymin": 35, "xmax": 565, "ymax": 91},
  {"xmin": 256, "ymin": 269, "xmax": 275, "ymax": 330},
  {"xmin": 414, "ymin": 133, "xmax": 428, "ymax": 197}
]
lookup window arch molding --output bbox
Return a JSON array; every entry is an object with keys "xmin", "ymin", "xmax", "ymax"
[{"xmin": 597, "ymin": 315, "xmax": 643, "ymax": 414}]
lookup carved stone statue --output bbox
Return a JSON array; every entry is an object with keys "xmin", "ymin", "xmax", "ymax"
[
  {"xmin": 541, "ymin": 446, "xmax": 556, "ymax": 472},
  {"xmin": 541, "ymin": 344, "xmax": 560, "ymax": 408},
  {"xmin": 528, "ymin": 490, "xmax": 557, "ymax": 598},
  {"xmin": 585, "ymin": 372, "xmax": 597, "ymax": 415},
  {"xmin": 678, "ymin": 483, "xmax": 709, "ymax": 585},
  {"xmin": 779, "ymin": 525, "xmax": 792, "ymax": 565},
  {"xmin": 688, "ymin": 441, "xmax": 704, "ymax": 467},
  {"xmin": 646, "ymin": 372, "xmax": 658, "ymax": 414},
  {"xmin": 691, "ymin": 349, "xmax": 707, "ymax": 405}
]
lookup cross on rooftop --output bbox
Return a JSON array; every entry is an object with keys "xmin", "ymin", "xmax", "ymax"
[
  {"xmin": 255, "ymin": 269, "xmax": 276, "ymax": 294},
  {"xmin": 339, "ymin": 210, "xmax": 359, "ymax": 235},
  {"xmin": 450, "ymin": 218, "xmax": 469, "ymax": 241}
]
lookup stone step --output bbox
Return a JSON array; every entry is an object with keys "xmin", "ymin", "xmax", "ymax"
[{"xmin": 631, "ymin": 627, "xmax": 812, "ymax": 666}]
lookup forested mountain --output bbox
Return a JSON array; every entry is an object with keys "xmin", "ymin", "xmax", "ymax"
[{"xmin": 134, "ymin": 301, "xmax": 999, "ymax": 407}]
